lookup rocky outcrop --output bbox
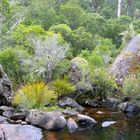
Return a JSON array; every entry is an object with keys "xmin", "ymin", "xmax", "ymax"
[
  {"xmin": 26, "ymin": 109, "xmax": 67, "ymax": 130},
  {"xmin": 0, "ymin": 124, "xmax": 42, "ymax": 140},
  {"xmin": 0, "ymin": 65, "xmax": 13, "ymax": 105},
  {"xmin": 69, "ymin": 57, "xmax": 90, "ymax": 85},
  {"xmin": 108, "ymin": 35, "xmax": 140, "ymax": 84}
]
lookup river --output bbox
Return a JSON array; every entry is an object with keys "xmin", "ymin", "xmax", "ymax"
[{"xmin": 42, "ymin": 107, "xmax": 140, "ymax": 140}]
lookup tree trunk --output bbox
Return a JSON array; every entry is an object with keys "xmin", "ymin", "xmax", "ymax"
[
  {"xmin": 117, "ymin": 0, "xmax": 123, "ymax": 17},
  {"xmin": 0, "ymin": 14, "xmax": 3, "ymax": 48}
]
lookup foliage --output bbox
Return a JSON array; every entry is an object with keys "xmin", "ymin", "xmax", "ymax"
[
  {"xmin": 80, "ymin": 37, "xmax": 117, "ymax": 68},
  {"xmin": 82, "ymin": 13, "xmax": 106, "ymax": 35},
  {"xmin": 12, "ymin": 82, "xmax": 57, "ymax": 110},
  {"xmin": 59, "ymin": 2, "xmax": 85, "ymax": 29},
  {"xmin": 50, "ymin": 79, "xmax": 75, "ymax": 98},
  {"xmin": 123, "ymin": 74, "xmax": 140, "ymax": 103},
  {"xmin": 25, "ymin": 0, "xmax": 59, "ymax": 30},
  {"xmin": 71, "ymin": 27, "xmax": 94, "ymax": 55},
  {"xmin": 91, "ymin": 68, "xmax": 120, "ymax": 102},
  {"xmin": 0, "ymin": 47, "xmax": 30, "ymax": 88},
  {"xmin": 51, "ymin": 59, "xmax": 71, "ymax": 80},
  {"xmin": 22, "ymin": 34, "xmax": 69, "ymax": 82},
  {"xmin": 2, "ymin": 0, "xmax": 140, "ymax": 107},
  {"xmin": 49, "ymin": 24, "xmax": 72, "ymax": 42},
  {"xmin": 103, "ymin": 16, "xmax": 131, "ymax": 47}
]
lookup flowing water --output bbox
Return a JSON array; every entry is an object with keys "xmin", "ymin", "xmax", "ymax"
[{"xmin": 42, "ymin": 107, "xmax": 140, "ymax": 140}]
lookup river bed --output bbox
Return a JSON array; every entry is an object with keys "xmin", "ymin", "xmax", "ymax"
[{"xmin": 42, "ymin": 107, "xmax": 140, "ymax": 140}]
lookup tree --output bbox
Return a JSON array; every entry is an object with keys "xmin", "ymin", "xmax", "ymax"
[
  {"xmin": 23, "ymin": 34, "xmax": 69, "ymax": 82},
  {"xmin": 117, "ymin": 0, "xmax": 123, "ymax": 17},
  {"xmin": 72, "ymin": 27, "xmax": 94, "ymax": 55},
  {"xmin": 25, "ymin": 0, "xmax": 59, "ymax": 30},
  {"xmin": 0, "ymin": 0, "xmax": 24, "ymax": 48},
  {"xmin": 59, "ymin": 2, "xmax": 85, "ymax": 29}
]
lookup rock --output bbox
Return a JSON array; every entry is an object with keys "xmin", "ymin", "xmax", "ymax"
[
  {"xmin": 102, "ymin": 98, "xmax": 120, "ymax": 109},
  {"xmin": 0, "ymin": 65, "xmax": 13, "ymax": 105},
  {"xmin": 15, "ymin": 120, "xmax": 23, "ymax": 124},
  {"xmin": 21, "ymin": 121, "xmax": 28, "ymax": 125},
  {"xmin": 59, "ymin": 97, "xmax": 84, "ymax": 112},
  {"xmin": 69, "ymin": 57, "xmax": 90, "ymax": 85},
  {"xmin": 118, "ymin": 102, "xmax": 137, "ymax": 112},
  {"xmin": 0, "ymin": 115, "xmax": 9, "ymax": 124},
  {"xmin": 0, "ymin": 124, "xmax": 42, "ymax": 140},
  {"xmin": 77, "ymin": 114, "xmax": 97, "ymax": 126},
  {"xmin": 102, "ymin": 121, "xmax": 117, "ymax": 127},
  {"xmin": 96, "ymin": 111, "xmax": 104, "ymax": 115},
  {"xmin": 10, "ymin": 112, "xmax": 27, "ymax": 120},
  {"xmin": 3, "ymin": 111, "xmax": 13, "ymax": 118},
  {"xmin": 108, "ymin": 34, "xmax": 140, "ymax": 84},
  {"xmin": 63, "ymin": 109, "xmax": 79, "ymax": 116},
  {"xmin": 67, "ymin": 118, "xmax": 78, "ymax": 133},
  {"xmin": 26, "ymin": 109, "xmax": 67, "ymax": 130},
  {"xmin": 0, "ymin": 106, "xmax": 15, "ymax": 112},
  {"xmin": 0, "ymin": 106, "xmax": 15, "ymax": 118}
]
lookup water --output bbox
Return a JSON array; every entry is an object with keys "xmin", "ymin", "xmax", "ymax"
[{"xmin": 42, "ymin": 107, "xmax": 140, "ymax": 140}]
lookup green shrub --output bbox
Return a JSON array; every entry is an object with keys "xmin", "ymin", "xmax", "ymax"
[
  {"xmin": 0, "ymin": 47, "xmax": 30, "ymax": 88},
  {"xmin": 51, "ymin": 79, "xmax": 76, "ymax": 98},
  {"xmin": 123, "ymin": 74, "xmax": 140, "ymax": 103},
  {"xmin": 91, "ymin": 68, "xmax": 120, "ymax": 102},
  {"xmin": 12, "ymin": 82, "xmax": 57, "ymax": 110}
]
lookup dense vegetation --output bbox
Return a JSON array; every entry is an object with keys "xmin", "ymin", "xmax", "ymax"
[{"xmin": 1, "ymin": 0, "xmax": 140, "ymax": 110}]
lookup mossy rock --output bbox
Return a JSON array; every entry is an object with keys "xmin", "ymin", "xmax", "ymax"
[
  {"xmin": 69, "ymin": 57, "xmax": 90, "ymax": 85},
  {"xmin": 108, "ymin": 34, "xmax": 140, "ymax": 84}
]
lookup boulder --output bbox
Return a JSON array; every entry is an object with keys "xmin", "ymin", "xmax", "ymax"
[
  {"xmin": 59, "ymin": 97, "xmax": 84, "ymax": 112},
  {"xmin": 0, "ymin": 115, "xmax": 9, "ymax": 124},
  {"xmin": 0, "ymin": 106, "xmax": 15, "ymax": 118},
  {"xmin": 0, "ymin": 124, "xmax": 42, "ymax": 140},
  {"xmin": 0, "ymin": 65, "xmax": 13, "ymax": 105},
  {"xmin": 108, "ymin": 35, "xmax": 140, "ymax": 84},
  {"xmin": 26, "ymin": 109, "xmax": 67, "ymax": 130},
  {"xmin": 102, "ymin": 98, "xmax": 121, "ymax": 109},
  {"xmin": 67, "ymin": 118, "xmax": 78, "ymax": 133},
  {"xmin": 10, "ymin": 112, "xmax": 27, "ymax": 120},
  {"xmin": 69, "ymin": 57, "xmax": 90, "ymax": 85},
  {"xmin": 102, "ymin": 121, "xmax": 117, "ymax": 127},
  {"xmin": 63, "ymin": 109, "xmax": 79, "ymax": 116},
  {"xmin": 118, "ymin": 102, "xmax": 137, "ymax": 112},
  {"xmin": 77, "ymin": 114, "xmax": 97, "ymax": 126}
]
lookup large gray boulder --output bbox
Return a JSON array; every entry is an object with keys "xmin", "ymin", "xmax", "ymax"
[
  {"xmin": 0, "ymin": 65, "xmax": 13, "ymax": 105},
  {"xmin": 0, "ymin": 124, "xmax": 42, "ymax": 140},
  {"xmin": 108, "ymin": 35, "xmax": 140, "ymax": 84},
  {"xmin": 26, "ymin": 109, "xmax": 67, "ymax": 130}
]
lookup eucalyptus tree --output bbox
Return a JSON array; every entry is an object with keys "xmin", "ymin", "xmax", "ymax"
[{"xmin": 0, "ymin": 0, "xmax": 24, "ymax": 48}]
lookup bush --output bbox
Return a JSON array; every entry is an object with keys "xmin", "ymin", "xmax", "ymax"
[
  {"xmin": 123, "ymin": 74, "xmax": 140, "ymax": 103},
  {"xmin": 12, "ymin": 82, "xmax": 57, "ymax": 110},
  {"xmin": 91, "ymin": 68, "xmax": 120, "ymax": 102},
  {"xmin": 50, "ymin": 79, "xmax": 75, "ymax": 98},
  {"xmin": 0, "ymin": 47, "xmax": 30, "ymax": 88}
]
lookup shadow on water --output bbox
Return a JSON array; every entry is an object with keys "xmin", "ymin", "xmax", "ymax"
[{"xmin": 42, "ymin": 107, "xmax": 140, "ymax": 140}]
